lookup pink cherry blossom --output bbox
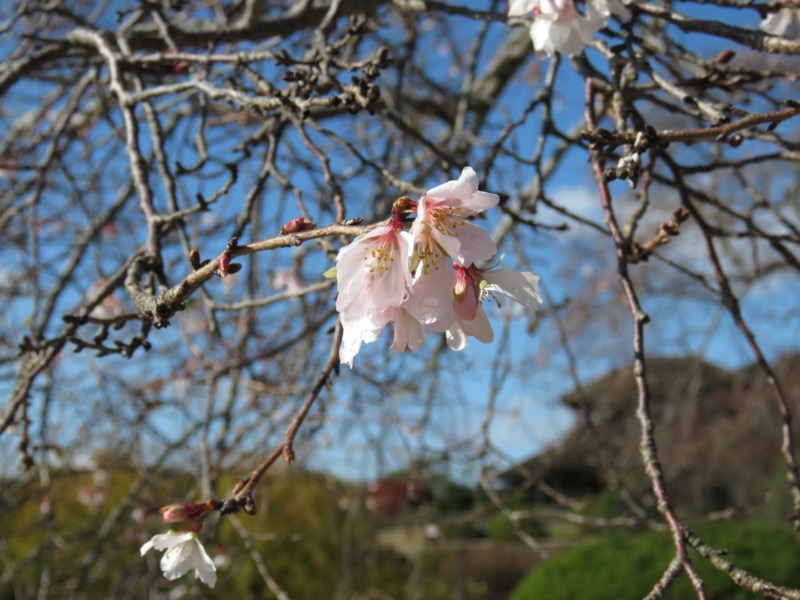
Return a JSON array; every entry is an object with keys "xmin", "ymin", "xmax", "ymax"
[
  {"xmin": 335, "ymin": 220, "xmax": 414, "ymax": 366},
  {"xmin": 400, "ymin": 167, "xmax": 499, "ymax": 332},
  {"xmin": 509, "ymin": 0, "xmax": 597, "ymax": 56},
  {"xmin": 331, "ymin": 168, "xmax": 541, "ymax": 365},
  {"xmin": 445, "ymin": 266, "xmax": 494, "ymax": 350},
  {"xmin": 335, "ymin": 222, "xmax": 413, "ymax": 321},
  {"xmin": 445, "ymin": 265, "xmax": 542, "ymax": 351},
  {"xmin": 410, "ymin": 167, "xmax": 499, "ymax": 269}
]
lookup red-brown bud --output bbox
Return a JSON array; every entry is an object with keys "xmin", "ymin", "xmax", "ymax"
[
  {"xmin": 218, "ymin": 253, "xmax": 231, "ymax": 277},
  {"xmin": 281, "ymin": 217, "xmax": 316, "ymax": 235},
  {"xmin": 159, "ymin": 502, "xmax": 207, "ymax": 523}
]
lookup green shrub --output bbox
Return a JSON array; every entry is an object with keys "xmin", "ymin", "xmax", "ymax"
[
  {"xmin": 430, "ymin": 481, "xmax": 476, "ymax": 515},
  {"xmin": 510, "ymin": 521, "xmax": 800, "ymax": 600},
  {"xmin": 484, "ymin": 511, "xmax": 546, "ymax": 542}
]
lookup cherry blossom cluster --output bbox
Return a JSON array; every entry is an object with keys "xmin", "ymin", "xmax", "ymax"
[
  {"xmin": 140, "ymin": 501, "xmax": 220, "ymax": 588},
  {"xmin": 333, "ymin": 167, "xmax": 541, "ymax": 367},
  {"xmin": 507, "ymin": 0, "xmax": 631, "ymax": 56},
  {"xmin": 508, "ymin": 1, "xmax": 799, "ymax": 57}
]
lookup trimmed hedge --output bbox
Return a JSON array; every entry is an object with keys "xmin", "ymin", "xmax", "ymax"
[{"xmin": 510, "ymin": 521, "xmax": 800, "ymax": 599}]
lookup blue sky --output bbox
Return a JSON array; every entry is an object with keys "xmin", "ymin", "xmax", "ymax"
[{"xmin": 2, "ymin": 1, "xmax": 800, "ymax": 486}]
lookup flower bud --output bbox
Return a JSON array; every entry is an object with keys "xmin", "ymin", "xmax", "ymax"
[
  {"xmin": 453, "ymin": 265, "xmax": 479, "ymax": 321},
  {"xmin": 218, "ymin": 253, "xmax": 231, "ymax": 276},
  {"xmin": 159, "ymin": 502, "xmax": 207, "ymax": 523},
  {"xmin": 281, "ymin": 217, "xmax": 316, "ymax": 235}
]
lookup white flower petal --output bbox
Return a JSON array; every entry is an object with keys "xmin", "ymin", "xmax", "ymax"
[
  {"xmin": 425, "ymin": 167, "xmax": 478, "ymax": 202},
  {"xmin": 445, "ymin": 308, "xmax": 494, "ymax": 350},
  {"xmin": 404, "ymin": 266, "xmax": 457, "ymax": 331},
  {"xmin": 526, "ymin": 0, "xmax": 599, "ymax": 56},
  {"xmin": 140, "ymin": 540, "xmax": 155, "ymax": 556},
  {"xmin": 140, "ymin": 532, "xmax": 194, "ymax": 555},
  {"xmin": 508, "ymin": 0, "xmax": 537, "ymax": 17},
  {"xmin": 334, "ymin": 225, "xmax": 415, "ymax": 366},
  {"xmin": 484, "ymin": 269, "xmax": 542, "ymax": 309},
  {"xmin": 390, "ymin": 308, "xmax": 427, "ymax": 354},
  {"xmin": 435, "ymin": 221, "xmax": 498, "ymax": 266},
  {"xmin": 445, "ymin": 324, "xmax": 468, "ymax": 351},
  {"xmin": 339, "ymin": 312, "xmax": 385, "ymax": 368},
  {"xmin": 188, "ymin": 540, "xmax": 217, "ymax": 587},
  {"xmin": 140, "ymin": 531, "xmax": 217, "ymax": 589},
  {"xmin": 424, "ymin": 167, "xmax": 499, "ymax": 213},
  {"xmin": 588, "ymin": 0, "xmax": 630, "ymax": 22},
  {"xmin": 760, "ymin": 9, "xmax": 798, "ymax": 36},
  {"xmin": 460, "ymin": 308, "xmax": 494, "ymax": 344},
  {"xmin": 161, "ymin": 542, "xmax": 194, "ymax": 580}
]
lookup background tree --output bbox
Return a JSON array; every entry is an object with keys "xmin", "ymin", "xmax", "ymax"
[{"xmin": 2, "ymin": 1, "xmax": 800, "ymax": 598}]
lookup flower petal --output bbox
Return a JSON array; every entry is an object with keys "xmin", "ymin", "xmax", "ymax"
[
  {"xmin": 339, "ymin": 312, "xmax": 385, "ymax": 367},
  {"xmin": 760, "ymin": 9, "xmax": 797, "ymax": 36},
  {"xmin": 390, "ymin": 308, "xmax": 427, "ymax": 354},
  {"xmin": 141, "ymin": 531, "xmax": 194, "ymax": 555},
  {"xmin": 189, "ymin": 539, "xmax": 218, "ymax": 588},
  {"xmin": 425, "ymin": 167, "xmax": 478, "ymax": 202},
  {"xmin": 445, "ymin": 308, "xmax": 494, "ymax": 350},
  {"xmin": 508, "ymin": 0, "xmax": 537, "ymax": 17},
  {"xmin": 445, "ymin": 324, "xmax": 468, "ymax": 351},
  {"xmin": 141, "ymin": 531, "xmax": 217, "ymax": 589},
  {"xmin": 404, "ymin": 266, "xmax": 457, "ymax": 331},
  {"xmin": 461, "ymin": 307, "xmax": 494, "ymax": 344},
  {"xmin": 484, "ymin": 269, "xmax": 542, "ymax": 309},
  {"xmin": 433, "ymin": 221, "xmax": 497, "ymax": 267},
  {"xmin": 425, "ymin": 167, "xmax": 499, "ymax": 213},
  {"xmin": 161, "ymin": 542, "xmax": 195, "ymax": 580}
]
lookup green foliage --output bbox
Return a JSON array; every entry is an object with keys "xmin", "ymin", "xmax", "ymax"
[
  {"xmin": 510, "ymin": 521, "xmax": 800, "ymax": 600},
  {"xmin": 763, "ymin": 465, "xmax": 795, "ymax": 522},
  {"xmin": 584, "ymin": 487, "xmax": 626, "ymax": 520},
  {"xmin": 483, "ymin": 511, "xmax": 546, "ymax": 542},
  {"xmin": 216, "ymin": 470, "xmax": 348, "ymax": 599},
  {"xmin": 0, "ymin": 465, "xmax": 459, "ymax": 599},
  {"xmin": 430, "ymin": 480, "xmax": 476, "ymax": 515},
  {"xmin": 1, "ymin": 467, "xmax": 153, "ymax": 599}
]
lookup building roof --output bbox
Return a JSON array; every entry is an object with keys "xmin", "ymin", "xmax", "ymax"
[{"xmin": 501, "ymin": 354, "xmax": 800, "ymax": 515}]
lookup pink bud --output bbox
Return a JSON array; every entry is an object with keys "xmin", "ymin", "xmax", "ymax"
[
  {"xmin": 218, "ymin": 253, "xmax": 231, "ymax": 276},
  {"xmin": 281, "ymin": 217, "xmax": 316, "ymax": 235},
  {"xmin": 160, "ymin": 502, "xmax": 207, "ymax": 523},
  {"xmin": 453, "ymin": 265, "xmax": 479, "ymax": 321}
]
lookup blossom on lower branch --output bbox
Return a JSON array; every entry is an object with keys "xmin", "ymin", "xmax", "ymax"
[
  {"xmin": 140, "ymin": 531, "xmax": 217, "ymax": 588},
  {"xmin": 331, "ymin": 167, "xmax": 542, "ymax": 366}
]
